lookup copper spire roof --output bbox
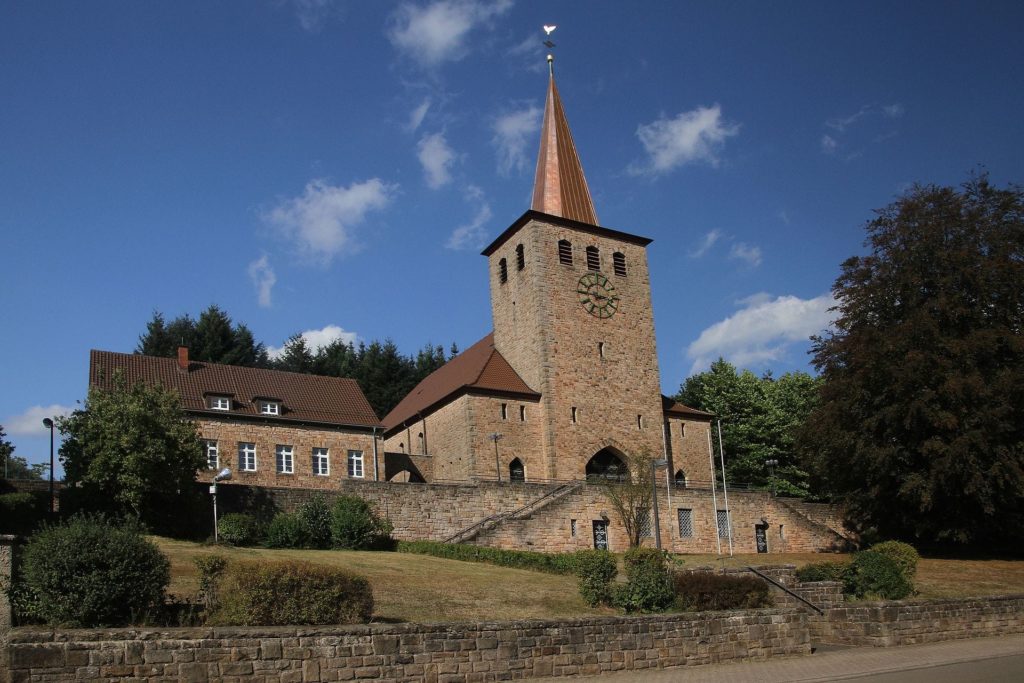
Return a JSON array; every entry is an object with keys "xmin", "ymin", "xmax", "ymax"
[{"xmin": 531, "ymin": 69, "xmax": 599, "ymax": 226}]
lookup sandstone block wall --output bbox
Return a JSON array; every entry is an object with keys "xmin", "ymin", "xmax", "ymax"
[
  {"xmin": 664, "ymin": 417, "xmax": 715, "ymax": 488},
  {"xmin": 7, "ymin": 609, "xmax": 809, "ymax": 682}
]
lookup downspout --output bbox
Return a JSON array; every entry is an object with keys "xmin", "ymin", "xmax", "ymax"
[
  {"xmin": 372, "ymin": 426, "xmax": 379, "ymax": 481},
  {"xmin": 707, "ymin": 427, "xmax": 722, "ymax": 555}
]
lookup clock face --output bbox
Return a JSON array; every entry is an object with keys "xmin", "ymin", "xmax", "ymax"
[{"xmin": 577, "ymin": 272, "xmax": 619, "ymax": 318}]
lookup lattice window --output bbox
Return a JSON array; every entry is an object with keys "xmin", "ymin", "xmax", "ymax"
[
  {"xmin": 677, "ymin": 509, "xmax": 694, "ymax": 537},
  {"xmin": 639, "ymin": 510, "xmax": 653, "ymax": 537},
  {"xmin": 586, "ymin": 246, "xmax": 600, "ymax": 271},
  {"xmin": 516, "ymin": 243, "xmax": 525, "ymax": 270},
  {"xmin": 498, "ymin": 258, "xmax": 508, "ymax": 283},
  {"xmin": 558, "ymin": 239, "xmax": 573, "ymax": 265},
  {"xmin": 717, "ymin": 510, "xmax": 732, "ymax": 539},
  {"xmin": 613, "ymin": 251, "xmax": 627, "ymax": 277}
]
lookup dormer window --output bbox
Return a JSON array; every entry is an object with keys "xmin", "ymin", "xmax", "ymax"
[
  {"xmin": 586, "ymin": 246, "xmax": 600, "ymax": 271},
  {"xmin": 259, "ymin": 401, "xmax": 281, "ymax": 416},
  {"xmin": 208, "ymin": 396, "xmax": 231, "ymax": 411}
]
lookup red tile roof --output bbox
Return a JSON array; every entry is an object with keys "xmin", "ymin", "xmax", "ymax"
[
  {"xmin": 89, "ymin": 350, "xmax": 381, "ymax": 429},
  {"xmin": 662, "ymin": 395, "xmax": 714, "ymax": 420},
  {"xmin": 382, "ymin": 333, "xmax": 538, "ymax": 434}
]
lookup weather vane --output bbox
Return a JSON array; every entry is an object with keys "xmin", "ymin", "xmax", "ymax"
[{"xmin": 543, "ymin": 24, "xmax": 556, "ymax": 73}]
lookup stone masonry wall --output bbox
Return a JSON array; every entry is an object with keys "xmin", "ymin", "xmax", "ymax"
[
  {"xmin": 6, "ymin": 610, "xmax": 809, "ymax": 682},
  {"xmin": 664, "ymin": 417, "xmax": 715, "ymax": 488},
  {"xmin": 465, "ymin": 394, "xmax": 543, "ymax": 482}
]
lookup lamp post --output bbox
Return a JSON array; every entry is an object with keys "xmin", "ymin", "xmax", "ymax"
[
  {"xmin": 210, "ymin": 468, "xmax": 232, "ymax": 542},
  {"xmin": 489, "ymin": 433, "xmax": 503, "ymax": 482},
  {"xmin": 650, "ymin": 458, "xmax": 668, "ymax": 550},
  {"xmin": 42, "ymin": 417, "xmax": 55, "ymax": 514},
  {"xmin": 765, "ymin": 459, "xmax": 779, "ymax": 496}
]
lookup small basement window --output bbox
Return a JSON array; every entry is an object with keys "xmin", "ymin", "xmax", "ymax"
[
  {"xmin": 558, "ymin": 239, "xmax": 573, "ymax": 265},
  {"xmin": 613, "ymin": 252, "xmax": 627, "ymax": 277},
  {"xmin": 498, "ymin": 258, "xmax": 508, "ymax": 284},
  {"xmin": 586, "ymin": 246, "xmax": 600, "ymax": 271},
  {"xmin": 208, "ymin": 396, "xmax": 231, "ymax": 411},
  {"xmin": 516, "ymin": 243, "xmax": 525, "ymax": 270}
]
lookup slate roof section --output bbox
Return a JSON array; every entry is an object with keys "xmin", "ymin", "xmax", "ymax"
[
  {"xmin": 662, "ymin": 394, "xmax": 714, "ymax": 420},
  {"xmin": 89, "ymin": 349, "xmax": 381, "ymax": 429},
  {"xmin": 382, "ymin": 333, "xmax": 539, "ymax": 434}
]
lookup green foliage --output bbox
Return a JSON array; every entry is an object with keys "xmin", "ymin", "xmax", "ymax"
[
  {"xmin": 217, "ymin": 513, "xmax": 260, "ymax": 546},
  {"xmin": 615, "ymin": 548, "xmax": 674, "ymax": 613},
  {"xmin": 209, "ymin": 560, "xmax": 373, "ymax": 626},
  {"xmin": 573, "ymin": 549, "xmax": 619, "ymax": 607},
  {"xmin": 264, "ymin": 512, "xmax": 309, "ymax": 549},
  {"xmin": 0, "ymin": 492, "xmax": 48, "ymax": 535},
  {"xmin": 0, "ymin": 424, "xmax": 13, "ymax": 475},
  {"xmin": 801, "ymin": 176, "xmax": 1024, "ymax": 545},
  {"xmin": 869, "ymin": 541, "xmax": 919, "ymax": 579},
  {"xmin": 673, "ymin": 572, "xmax": 774, "ymax": 612},
  {"xmin": 1, "ymin": 425, "xmax": 49, "ymax": 480},
  {"xmin": 795, "ymin": 561, "xmax": 850, "ymax": 583},
  {"xmin": 397, "ymin": 540, "xmax": 581, "ymax": 575},
  {"xmin": 193, "ymin": 555, "xmax": 227, "ymax": 612},
  {"xmin": 57, "ymin": 373, "xmax": 206, "ymax": 536},
  {"xmin": 677, "ymin": 360, "xmax": 820, "ymax": 495},
  {"xmin": 844, "ymin": 551, "xmax": 914, "ymax": 600},
  {"xmin": 20, "ymin": 515, "xmax": 170, "ymax": 626},
  {"xmin": 330, "ymin": 495, "xmax": 393, "ymax": 550},
  {"xmin": 297, "ymin": 494, "xmax": 333, "ymax": 549},
  {"xmin": 136, "ymin": 306, "xmax": 270, "ymax": 367},
  {"xmin": 593, "ymin": 450, "xmax": 654, "ymax": 548}
]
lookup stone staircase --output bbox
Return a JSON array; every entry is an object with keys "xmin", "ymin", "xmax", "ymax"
[
  {"xmin": 443, "ymin": 481, "xmax": 582, "ymax": 545},
  {"xmin": 774, "ymin": 497, "xmax": 856, "ymax": 550}
]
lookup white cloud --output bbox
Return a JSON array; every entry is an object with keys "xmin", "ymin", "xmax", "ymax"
[
  {"xmin": 247, "ymin": 255, "xmax": 276, "ymax": 308},
  {"xmin": 631, "ymin": 104, "xmax": 739, "ymax": 175},
  {"xmin": 882, "ymin": 103, "xmax": 905, "ymax": 118},
  {"xmin": 289, "ymin": 0, "xmax": 340, "ymax": 32},
  {"xmin": 417, "ymin": 132, "xmax": 456, "ymax": 189},
  {"xmin": 267, "ymin": 325, "xmax": 359, "ymax": 359},
  {"xmin": 825, "ymin": 105, "xmax": 871, "ymax": 133},
  {"xmin": 446, "ymin": 185, "xmax": 492, "ymax": 250},
  {"xmin": 507, "ymin": 31, "xmax": 546, "ymax": 72},
  {"xmin": 820, "ymin": 134, "xmax": 838, "ymax": 154},
  {"xmin": 407, "ymin": 99, "xmax": 431, "ymax": 131},
  {"xmin": 685, "ymin": 293, "xmax": 836, "ymax": 374},
  {"xmin": 492, "ymin": 104, "xmax": 542, "ymax": 175},
  {"xmin": 689, "ymin": 229, "xmax": 722, "ymax": 258},
  {"xmin": 388, "ymin": 0, "xmax": 513, "ymax": 67},
  {"xmin": 729, "ymin": 242, "xmax": 762, "ymax": 267},
  {"xmin": 5, "ymin": 404, "xmax": 76, "ymax": 436},
  {"xmin": 264, "ymin": 178, "xmax": 395, "ymax": 265}
]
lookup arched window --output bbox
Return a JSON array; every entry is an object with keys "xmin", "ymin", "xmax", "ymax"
[
  {"xmin": 498, "ymin": 258, "xmax": 508, "ymax": 283},
  {"xmin": 516, "ymin": 244, "xmax": 525, "ymax": 270},
  {"xmin": 586, "ymin": 448, "xmax": 628, "ymax": 481},
  {"xmin": 558, "ymin": 239, "xmax": 573, "ymax": 265},
  {"xmin": 613, "ymin": 252, "xmax": 627, "ymax": 277},
  {"xmin": 586, "ymin": 246, "xmax": 600, "ymax": 271},
  {"xmin": 674, "ymin": 469, "xmax": 686, "ymax": 487},
  {"xmin": 509, "ymin": 458, "xmax": 525, "ymax": 482}
]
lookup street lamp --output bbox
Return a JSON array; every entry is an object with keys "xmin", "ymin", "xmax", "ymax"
[
  {"xmin": 650, "ymin": 458, "xmax": 669, "ymax": 550},
  {"xmin": 765, "ymin": 459, "xmax": 779, "ymax": 496},
  {"xmin": 210, "ymin": 468, "xmax": 232, "ymax": 542},
  {"xmin": 42, "ymin": 417, "xmax": 55, "ymax": 514},
  {"xmin": 489, "ymin": 433, "xmax": 503, "ymax": 482}
]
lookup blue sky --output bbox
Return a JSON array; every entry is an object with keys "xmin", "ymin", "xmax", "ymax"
[{"xmin": 3, "ymin": 1, "xmax": 1023, "ymax": 472}]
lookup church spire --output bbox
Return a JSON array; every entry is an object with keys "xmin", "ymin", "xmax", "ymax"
[{"xmin": 530, "ymin": 57, "xmax": 599, "ymax": 226}]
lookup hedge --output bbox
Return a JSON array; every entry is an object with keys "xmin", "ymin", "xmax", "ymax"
[
  {"xmin": 673, "ymin": 572, "xmax": 773, "ymax": 612},
  {"xmin": 397, "ymin": 540, "xmax": 580, "ymax": 575}
]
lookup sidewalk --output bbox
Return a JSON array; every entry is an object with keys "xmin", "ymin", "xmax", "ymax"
[{"xmin": 527, "ymin": 634, "xmax": 1024, "ymax": 682}]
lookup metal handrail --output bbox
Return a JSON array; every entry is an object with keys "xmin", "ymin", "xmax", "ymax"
[
  {"xmin": 746, "ymin": 566, "xmax": 823, "ymax": 615},
  {"xmin": 442, "ymin": 481, "xmax": 581, "ymax": 544}
]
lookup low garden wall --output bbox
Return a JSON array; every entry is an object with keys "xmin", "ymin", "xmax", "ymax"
[{"xmin": 5, "ymin": 610, "xmax": 809, "ymax": 682}]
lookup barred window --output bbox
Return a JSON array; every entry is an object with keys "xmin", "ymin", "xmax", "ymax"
[
  {"xmin": 586, "ymin": 246, "xmax": 600, "ymax": 271},
  {"xmin": 717, "ymin": 510, "xmax": 732, "ymax": 540},
  {"xmin": 204, "ymin": 440, "xmax": 219, "ymax": 469},
  {"xmin": 498, "ymin": 258, "xmax": 508, "ymax": 283},
  {"xmin": 677, "ymin": 508, "xmax": 694, "ymax": 538},
  {"xmin": 558, "ymin": 239, "xmax": 573, "ymax": 265},
  {"xmin": 570, "ymin": 519, "xmax": 577, "ymax": 537},
  {"xmin": 275, "ymin": 445, "xmax": 294, "ymax": 474},
  {"xmin": 516, "ymin": 243, "xmax": 525, "ymax": 270},
  {"xmin": 613, "ymin": 251, "xmax": 627, "ymax": 277},
  {"xmin": 639, "ymin": 510, "xmax": 653, "ymax": 537}
]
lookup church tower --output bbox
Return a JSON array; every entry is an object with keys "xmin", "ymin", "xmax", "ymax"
[{"xmin": 482, "ymin": 62, "xmax": 667, "ymax": 481}]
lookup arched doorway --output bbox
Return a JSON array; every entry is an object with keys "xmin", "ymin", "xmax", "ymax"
[
  {"xmin": 674, "ymin": 469, "xmax": 686, "ymax": 487},
  {"xmin": 586, "ymin": 448, "xmax": 628, "ymax": 481},
  {"xmin": 509, "ymin": 458, "xmax": 525, "ymax": 482},
  {"xmin": 387, "ymin": 469, "xmax": 425, "ymax": 483}
]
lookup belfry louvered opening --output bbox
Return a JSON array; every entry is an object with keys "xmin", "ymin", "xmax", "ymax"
[
  {"xmin": 516, "ymin": 244, "xmax": 525, "ymax": 270},
  {"xmin": 613, "ymin": 252, "xmax": 627, "ymax": 277},
  {"xmin": 558, "ymin": 239, "xmax": 573, "ymax": 265},
  {"xmin": 498, "ymin": 258, "xmax": 508, "ymax": 283},
  {"xmin": 586, "ymin": 246, "xmax": 600, "ymax": 271}
]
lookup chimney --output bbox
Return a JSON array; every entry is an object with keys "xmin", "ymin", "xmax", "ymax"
[{"xmin": 177, "ymin": 346, "xmax": 189, "ymax": 371}]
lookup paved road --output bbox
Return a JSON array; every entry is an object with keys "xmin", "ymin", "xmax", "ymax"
[{"xmin": 526, "ymin": 634, "xmax": 1024, "ymax": 682}]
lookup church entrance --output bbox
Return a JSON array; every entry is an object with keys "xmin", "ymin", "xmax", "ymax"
[{"xmin": 586, "ymin": 448, "xmax": 628, "ymax": 481}]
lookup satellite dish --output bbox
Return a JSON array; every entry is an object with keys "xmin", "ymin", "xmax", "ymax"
[{"xmin": 214, "ymin": 467, "xmax": 232, "ymax": 482}]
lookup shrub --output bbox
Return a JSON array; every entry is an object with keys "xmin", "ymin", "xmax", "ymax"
[
  {"xmin": 330, "ymin": 495, "xmax": 393, "ymax": 550},
  {"xmin": 20, "ymin": 515, "xmax": 170, "ymax": 626},
  {"xmin": 396, "ymin": 541, "xmax": 580, "ymax": 575},
  {"xmin": 194, "ymin": 555, "xmax": 227, "ymax": 613},
  {"xmin": 264, "ymin": 512, "xmax": 308, "ymax": 549},
  {"xmin": 209, "ymin": 559, "xmax": 373, "ymax": 626},
  {"xmin": 298, "ymin": 495, "xmax": 333, "ymax": 549},
  {"xmin": 573, "ymin": 550, "xmax": 618, "ymax": 607},
  {"xmin": 869, "ymin": 540, "xmax": 919, "ymax": 579},
  {"xmin": 673, "ymin": 572, "xmax": 773, "ymax": 612},
  {"xmin": 217, "ymin": 512, "xmax": 260, "ymax": 546},
  {"xmin": 615, "ymin": 548, "xmax": 674, "ymax": 613},
  {"xmin": 0, "ymin": 491, "xmax": 48, "ymax": 535},
  {"xmin": 844, "ymin": 550, "xmax": 914, "ymax": 600},
  {"xmin": 796, "ymin": 561, "xmax": 850, "ymax": 583}
]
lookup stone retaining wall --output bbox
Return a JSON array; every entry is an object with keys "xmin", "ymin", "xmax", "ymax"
[{"xmin": 6, "ymin": 610, "xmax": 809, "ymax": 682}]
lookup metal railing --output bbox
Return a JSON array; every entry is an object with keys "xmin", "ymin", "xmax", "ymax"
[{"xmin": 443, "ymin": 481, "xmax": 582, "ymax": 544}]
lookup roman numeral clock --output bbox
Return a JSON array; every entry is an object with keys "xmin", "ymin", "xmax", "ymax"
[{"xmin": 577, "ymin": 272, "xmax": 619, "ymax": 318}]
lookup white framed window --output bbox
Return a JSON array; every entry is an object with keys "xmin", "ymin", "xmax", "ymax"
[
  {"xmin": 204, "ymin": 440, "xmax": 219, "ymax": 469},
  {"xmin": 348, "ymin": 450, "xmax": 364, "ymax": 478},
  {"xmin": 275, "ymin": 445, "xmax": 294, "ymax": 474},
  {"xmin": 259, "ymin": 401, "xmax": 281, "ymax": 416},
  {"xmin": 313, "ymin": 447, "xmax": 330, "ymax": 476},
  {"xmin": 208, "ymin": 396, "xmax": 231, "ymax": 411},
  {"xmin": 238, "ymin": 442, "xmax": 256, "ymax": 472},
  {"xmin": 677, "ymin": 508, "xmax": 694, "ymax": 538}
]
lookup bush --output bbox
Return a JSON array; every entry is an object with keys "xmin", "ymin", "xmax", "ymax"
[
  {"xmin": 217, "ymin": 512, "xmax": 260, "ymax": 546},
  {"xmin": 573, "ymin": 550, "xmax": 618, "ymax": 607},
  {"xmin": 397, "ymin": 540, "xmax": 580, "ymax": 575},
  {"xmin": 20, "ymin": 515, "xmax": 170, "ymax": 626},
  {"xmin": 844, "ymin": 550, "xmax": 914, "ymax": 600},
  {"xmin": 869, "ymin": 540, "xmax": 919, "ymax": 579},
  {"xmin": 194, "ymin": 555, "xmax": 227, "ymax": 613},
  {"xmin": 796, "ymin": 561, "xmax": 850, "ymax": 583},
  {"xmin": 0, "ymin": 492, "xmax": 48, "ymax": 535},
  {"xmin": 330, "ymin": 495, "xmax": 393, "ymax": 550},
  {"xmin": 673, "ymin": 572, "xmax": 773, "ymax": 612},
  {"xmin": 298, "ymin": 495, "xmax": 333, "ymax": 549},
  {"xmin": 209, "ymin": 559, "xmax": 373, "ymax": 626},
  {"xmin": 615, "ymin": 548, "xmax": 674, "ymax": 613},
  {"xmin": 264, "ymin": 512, "xmax": 308, "ymax": 549}
]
